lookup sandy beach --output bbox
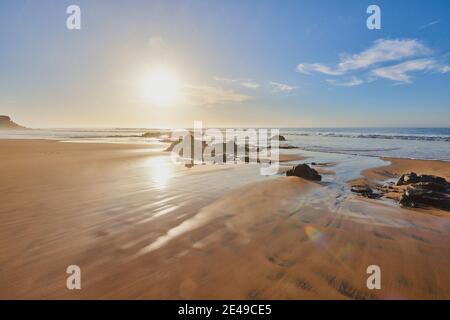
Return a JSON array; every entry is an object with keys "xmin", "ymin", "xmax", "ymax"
[
  {"xmin": 0, "ymin": 139, "xmax": 449, "ymax": 299},
  {"xmin": 3, "ymin": 0, "xmax": 450, "ymax": 305}
]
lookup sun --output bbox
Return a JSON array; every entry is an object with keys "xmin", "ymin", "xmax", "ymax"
[{"xmin": 140, "ymin": 67, "xmax": 180, "ymax": 106}]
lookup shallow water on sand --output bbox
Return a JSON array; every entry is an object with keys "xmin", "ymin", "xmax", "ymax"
[
  {"xmin": 136, "ymin": 150, "xmax": 390, "ymax": 254},
  {"xmin": 290, "ymin": 150, "xmax": 388, "ymax": 182}
]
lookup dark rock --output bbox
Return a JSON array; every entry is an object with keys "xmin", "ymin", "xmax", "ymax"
[
  {"xmin": 399, "ymin": 187, "xmax": 450, "ymax": 210},
  {"xmin": 165, "ymin": 137, "xmax": 242, "ymax": 164},
  {"xmin": 351, "ymin": 185, "xmax": 381, "ymax": 199},
  {"xmin": 164, "ymin": 136, "xmax": 208, "ymax": 155},
  {"xmin": 286, "ymin": 164, "xmax": 321, "ymax": 181},
  {"xmin": 419, "ymin": 175, "xmax": 448, "ymax": 186},
  {"xmin": 398, "ymin": 175, "xmax": 450, "ymax": 210},
  {"xmin": 141, "ymin": 131, "xmax": 161, "ymax": 138},
  {"xmin": 263, "ymin": 145, "xmax": 298, "ymax": 150},
  {"xmin": 395, "ymin": 172, "xmax": 450, "ymax": 210},
  {"xmin": 396, "ymin": 172, "xmax": 448, "ymax": 187},
  {"xmin": 413, "ymin": 182, "xmax": 448, "ymax": 193},
  {"xmin": 396, "ymin": 172, "xmax": 419, "ymax": 185},
  {"xmin": 272, "ymin": 135, "xmax": 286, "ymax": 141},
  {"xmin": 211, "ymin": 141, "xmax": 238, "ymax": 162}
]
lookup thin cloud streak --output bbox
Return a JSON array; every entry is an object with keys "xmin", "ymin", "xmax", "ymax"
[
  {"xmin": 327, "ymin": 77, "xmax": 364, "ymax": 87},
  {"xmin": 419, "ymin": 19, "xmax": 440, "ymax": 30},
  {"xmin": 214, "ymin": 77, "xmax": 260, "ymax": 89},
  {"xmin": 297, "ymin": 39, "xmax": 431, "ymax": 76},
  {"xmin": 372, "ymin": 59, "xmax": 450, "ymax": 83},
  {"xmin": 269, "ymin": 81, "xmax": 299, "ymax": 93}
]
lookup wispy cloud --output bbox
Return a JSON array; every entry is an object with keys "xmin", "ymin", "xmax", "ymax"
[
  {"xmin": 182, "ymin": 85, "xmax": 252, "ymax": 106},
  {"xmin": 327, "ymin": 77, "xmax": 364, "ymax": 87},
  {"xmin": 419, "ymin": 19, "xmax": 440, "ymax": 30},
  {"xmin": 297, "ymin": 38, "xmax": 449, "ymax": 86},
  {"xmin": 297, "ymin": 63, "xmax": 344, "ymax": 76},
  {"xmin": 269, "ymin": 81, "xmax": 299, "ymax": 93},
  {"xmin": 214, "ymin": 77, "xmax": 236, "ymax": 83},
  {"xmin": 214, "ymin": 77, "xmax": 260, "ymax": 89},
  {"xmin": 372, "ymin": 59, "xmax": 450, "ymax": 83},
  {"xmin": 297, "ymin": 39, "xmax": 431, "ymax": 76},
  {"xmin": 240, "ymin": 82, "xmax": 260, "ymax": 89}
]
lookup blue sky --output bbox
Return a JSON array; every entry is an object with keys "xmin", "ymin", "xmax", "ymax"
[{"xmin": 1, "ymin": 0, "xmax": 450, "ymax": 128}]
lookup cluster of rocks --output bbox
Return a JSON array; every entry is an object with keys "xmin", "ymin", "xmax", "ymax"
[
  {"xmin": 351, "ymin": 171, "xmax": 449, "ymax": 211},
  {"xmin": 286, "ymin": 164, "xmax": 322, "ymax": 181},
  {"xmin": 162, "ymin": 133, "xmax": 295, "ymax": 164},
  {"xmin": 164, "ymin": 136, "xmax": 209, "ymax": 154},
  {"xmin": 164, "ymin": 136, "xmax": 262, "ymax": 165},
  {"xmin": 396, "ymin": 173, "xmax": 450, "ymax": 210}
]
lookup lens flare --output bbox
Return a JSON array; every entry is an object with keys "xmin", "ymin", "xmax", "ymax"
[{"xmin": 304, "ymin": 225, "xmax": 323, "ymax": 243}]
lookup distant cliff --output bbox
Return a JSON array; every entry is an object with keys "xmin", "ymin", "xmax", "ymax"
[{"xmin": 0, "ymin": 115, "xmax": 27, "ymax": 130}]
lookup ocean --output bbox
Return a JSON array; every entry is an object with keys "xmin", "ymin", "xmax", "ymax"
[
  {"xmin": 281, "ymin": 127, "xmax": 450, "ymax": 161},
  {"xmin": 1, "ymin": 127, "xmax": 449, "ymax": 161}
]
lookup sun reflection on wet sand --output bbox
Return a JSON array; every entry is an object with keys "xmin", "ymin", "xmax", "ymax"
[{"xmin": 147, "ymin": 156, "xmax": 173, "ymax": 190}]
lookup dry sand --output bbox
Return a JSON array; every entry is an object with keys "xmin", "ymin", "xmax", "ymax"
[{"xmin": 0, "ymin": 140, "xmax": 449, "ymax": 299}]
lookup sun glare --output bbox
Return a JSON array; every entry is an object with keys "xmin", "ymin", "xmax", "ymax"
[{"xmin": 140, "ymin": 67, "xmax": 180, "ymax": 106}]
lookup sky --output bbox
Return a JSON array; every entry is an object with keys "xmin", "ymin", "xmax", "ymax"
[{"xmin": 1, "ymin": 0, "xmax": 450, "ymax": 128}]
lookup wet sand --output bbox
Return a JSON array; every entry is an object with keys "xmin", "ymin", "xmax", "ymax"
[
  {"xmin": 353, "ymin": 157, "xmax": 450, "ymax": 213},
  {"xmin": 0, "ymin": 140, "xmax": 449, "ymax": 299},
  {"xmin": 362, "ymin": 157, "xmax": 450, "ymax": 182}
]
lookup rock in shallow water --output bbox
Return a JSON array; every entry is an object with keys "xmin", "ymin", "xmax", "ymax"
[
  {"xmin": 350, "ymin": 185, "xmax": 381, "ymax": 199},
  {"xmin": 272, "ymin": 134, "xmax": 286, "ymax": 141},
  {"xmin": 286, "ymin": 164, "xmax": 321, "ymax": 181}
]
